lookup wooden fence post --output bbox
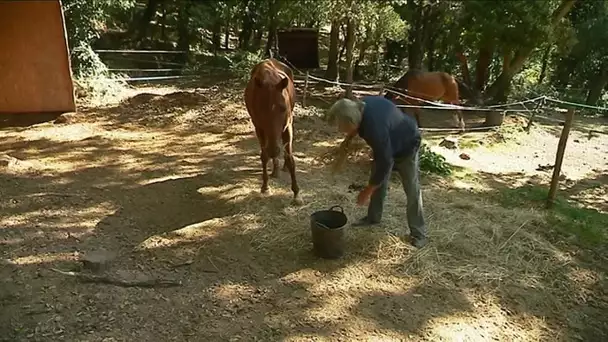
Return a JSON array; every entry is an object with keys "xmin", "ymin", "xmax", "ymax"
[
  {"xmin": 547, "ymin": 108, "xmax": 575, "ymax": 208},
  {"xmin": 302, "ymin": 71, "xmax": 309, "ymax": 107}
]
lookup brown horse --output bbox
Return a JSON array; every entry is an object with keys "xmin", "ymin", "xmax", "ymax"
[
  {"xmin": 384, "ymin": 69, "xmax": 468, "ymax": 131},
  {"xmin": 244, "ymin": 58, "xmax": 301, "ymax": 204}
]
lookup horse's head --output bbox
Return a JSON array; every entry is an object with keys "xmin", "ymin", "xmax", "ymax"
[
  {"xmin": 254, "ymin": 74, "xmax": 291, "ymax": 114},
  {"xmin": 455, "ymin": 79, "xmax": 484, "ymax": 106}
]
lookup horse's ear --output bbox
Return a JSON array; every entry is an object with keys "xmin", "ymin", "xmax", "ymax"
[{"xmin": 276, "ymin": 76, "xmax": 289, "ymax": 90}]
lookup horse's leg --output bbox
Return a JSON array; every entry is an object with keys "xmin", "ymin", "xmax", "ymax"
[
  {"xmin": 270, "ymin": 154, "xmax": 280, "ymax": 178},
  {"xmin": 456, "ymin": 109, "xmax": 465, "ymax": 133},
  {"xmin": 282, "ymin": 124, "xmax": 301, "ymax": 204},
  {"xmin": 255, "ymin": 127, "xmax": 270, "ymax": 193}
]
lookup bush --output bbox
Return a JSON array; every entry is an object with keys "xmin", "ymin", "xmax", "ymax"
[
  {"xmin": 225, "ymin": 50, "xmax": 265, "ymax": 81},
  {"xmin": 71, "ymin": 43, "xmax": 128, "ymax": 104},
  {"xmin": 419, "ymin": 143, "xmax": 453, "ymax": 176}
]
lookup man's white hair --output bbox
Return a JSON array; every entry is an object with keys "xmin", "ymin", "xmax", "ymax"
[{"xmin": 326, "ymin": 98, "xmax": 365, "ymax": 126}]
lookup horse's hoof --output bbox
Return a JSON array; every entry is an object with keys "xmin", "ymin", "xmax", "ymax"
[{"xmin": 261, "ymin": 186, "xmax": 270, "ymax": 194}]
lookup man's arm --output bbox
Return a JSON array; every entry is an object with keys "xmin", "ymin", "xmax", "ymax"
[{"xmin": 369, "ymin": 135, "xmax": 394, "ymax": 187}]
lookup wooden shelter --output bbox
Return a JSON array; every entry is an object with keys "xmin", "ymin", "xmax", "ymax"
[
  {"xmin": 276, "ymin": 28, "xmax": 319, "ymax": 69},
  {"xmin": 0, "ymin": 0, "xmax": 75, "ymax": 115}
]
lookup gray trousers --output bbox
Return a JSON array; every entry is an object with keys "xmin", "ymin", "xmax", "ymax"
[{"xmin": 367, "ymin": 145, "xmax": 427, "ymax": 240}]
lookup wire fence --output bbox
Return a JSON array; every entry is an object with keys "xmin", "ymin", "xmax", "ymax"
[
  {"xmin": 92, "ymin": 49, "xmax": 607, "ymax": 134},
  {"xmin": 282, "ymin": 60, "xmax": 608, "ymax": 135},
  {"xmin": 94, "ymin": 49, "xmax": 197, "ymax": 82}
]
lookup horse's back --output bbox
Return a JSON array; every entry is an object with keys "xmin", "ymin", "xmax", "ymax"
[{"xmin": 391, "ymin": 69, "xmax": 459, "ymax": 101}]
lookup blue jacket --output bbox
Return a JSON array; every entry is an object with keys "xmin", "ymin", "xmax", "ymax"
[{"xmin": 358, "ymin": 96, "xmax": 421, "ymax": 186}]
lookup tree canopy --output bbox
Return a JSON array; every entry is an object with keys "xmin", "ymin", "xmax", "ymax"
[{"xmin": 63, "ymin": 0, "xmax": 608, "ymax": 108}]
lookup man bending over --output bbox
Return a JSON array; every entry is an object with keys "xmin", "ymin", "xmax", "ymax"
[{"xmin": 326, "ymin": 96, "xmax": 428, "ymax": 248}]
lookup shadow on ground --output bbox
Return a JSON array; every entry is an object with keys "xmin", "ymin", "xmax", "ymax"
[{"xmin": 1, "ymin": 78, "xmax": 607, "ymax": 341}]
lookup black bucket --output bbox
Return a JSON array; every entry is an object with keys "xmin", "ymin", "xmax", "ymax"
[{"xmin": 310, "ymin": 205, "xmax": 348, "ymax": 259}]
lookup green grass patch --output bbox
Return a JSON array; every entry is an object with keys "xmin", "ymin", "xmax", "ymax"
[
  {"xmin": 419, "ymin": 143, "xmax": 453, "ymax": 176},
  {"xmin": 498, "ymin": 185, "xmax": 608, "ymax": 247}
]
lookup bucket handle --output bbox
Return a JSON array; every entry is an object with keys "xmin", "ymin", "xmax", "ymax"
[{"xmin": 329, "ymin": 205, "xmax": 344, "ymax": 213}]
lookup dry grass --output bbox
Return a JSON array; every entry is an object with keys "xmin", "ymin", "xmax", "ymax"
[{"xmin": 1, "ymin": 76, "xmax": 607, "ymax": 341}]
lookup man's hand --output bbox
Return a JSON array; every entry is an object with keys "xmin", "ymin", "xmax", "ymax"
[
  {"xmin": 357, "ymin": 184, "xmax": 379, "ymax": 206},
  {"xmin": 330, "ymin": 133, "xmax": 356, "ymax": 175}
]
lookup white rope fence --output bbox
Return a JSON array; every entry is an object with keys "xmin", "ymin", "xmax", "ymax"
[{"xmin": 292, "ymin": 69, "xmax": 608, "ymax": 135}]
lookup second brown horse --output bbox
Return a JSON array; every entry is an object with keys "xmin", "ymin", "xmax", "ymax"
[
  {"xmin": 385, "ymin": 69, "xmax": 467, "ymax": 131},
  {"xmin": 244, "ymin": 58, "xmax": 301, "ymax": 204}
]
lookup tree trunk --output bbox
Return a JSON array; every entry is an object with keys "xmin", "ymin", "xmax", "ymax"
[
  {"xmin": 475, "ymin": 39, "xmax": 494, "ymax": 92},
  {"xmin": 211, "ymin": 20, "xmax": 222, "ymax": 52},
  {"xmin": 586, "ymin": 61, "xmax": 608, "ymax": 105},
  {"xmin": 224, "ymin": 24, "xmax": 230, "ymax": 49},
  {"xmin": 238, "ymin": 0, "xmax": 255, "ymax": 50},
  {"xmin": 373, "ymin": 42, "xmax": 381, "ymax": 81},
  {"xmin": 426, "ymin": 32, "xmax": 436, "ymax": 71},
  {"xmin": 344, "ymin": 17, "xmax": 356, "ymax": 98},
  {"xmin": 553, "ymin": 47, "xmax": 582, "ymax": 88},
  {"xmin": 159, "ymin": 1, "xmax": 166, "ymax": 42},
  {"xmin": 456, "ymin": 52, "xmax": 473, "ymax": 87},
  {"xmin": 264, "ymin": 0, "xmax": 278, "ymax": 57},
  {"xmin": 354, "ymin": 26, "xmax": 372, "ymax": 78},
  {"xmin": 338, "ymin": 23, "xmax": 347, "ymax": 63},
  {"xmin": 136, "ymin": 0, "xmax": 159, "ymax": 44},
  {"xmin": 175, "ymin": 0, "xmax": 191, "ymax": 64},
  {"xmin": 252, "ymin": 29, "xmax": 264, "ymax": 51},
  {"xmin": 484, "ymin": 0, "xmax": 577, "ymax": 101},
  {"xmin": 537, "ymin": 45, "xmax": 552, "ymax": 85},
  {"xmin": 407, "ymin": 0, "xmax": 424, "ymax": 70},
  {"xmin": 325, "ymin": 19, "xmax": 340, "ymax": 80},
  {"xmin": 487, "ymin": 50, "xmax": 514, "ymax": 103}
]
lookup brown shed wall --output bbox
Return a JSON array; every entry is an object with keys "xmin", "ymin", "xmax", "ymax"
[{"xmin": 0, "ymin": 0, "xmax": 75, "ymax": 114}]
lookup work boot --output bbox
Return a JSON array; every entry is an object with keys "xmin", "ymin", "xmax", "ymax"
[
  {"xmin": 409, "ymin": 235, "xmax": 428, "ymax": 248},
  {"xmin": 351, "ymin": 216, "xmax": 380, "ymax": 227}
]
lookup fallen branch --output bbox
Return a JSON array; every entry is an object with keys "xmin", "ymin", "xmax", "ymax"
[{"xmin": 51, "ymin": 268, "xmax": 182, "ymax": 288}]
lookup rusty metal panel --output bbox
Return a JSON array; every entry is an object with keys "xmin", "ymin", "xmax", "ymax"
[
  {"xmin": 277, "ymin": 28, "xmax": 319, "ymax": 69},
  {"xmin": 0, "ymin": 0, "xmax": 76, "ymax": 114}
]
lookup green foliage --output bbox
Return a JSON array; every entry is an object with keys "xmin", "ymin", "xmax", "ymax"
[
  {"xmin": 70, "ymin": 43, "xmax": 128, "ymax": 103},
  {"xmin": 65, "ymin": 0, "xmax": 607, "ymax": 107},
  {"xmin": 498, "ymin": 185, "xmax": 608, "ymax": 246},
  {"xmin": 62, "ymin": 0, "xmax": 135, "ymax": 48},
  {"xmin": 225, "ymin": 50, "xmax": 266, "ymax": 81},
  {"xmin": 63, "ymin": 0, "xmax": 135, "ymax": 75},
  {"xmin": 71, "ymin": 42, "xmax": 109, "ymax": 78},
  {"xmin": 460, "ymin": 0, "xmax": 556, "ymax": 50},
  {"xmin": 419, "ymin": 143, "xmax": 453, "ymax": 176}
]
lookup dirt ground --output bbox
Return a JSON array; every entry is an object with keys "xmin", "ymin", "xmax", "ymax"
[{"xmin": 1, "ymin": 75, "xmax": 607, "ymax": 341}]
